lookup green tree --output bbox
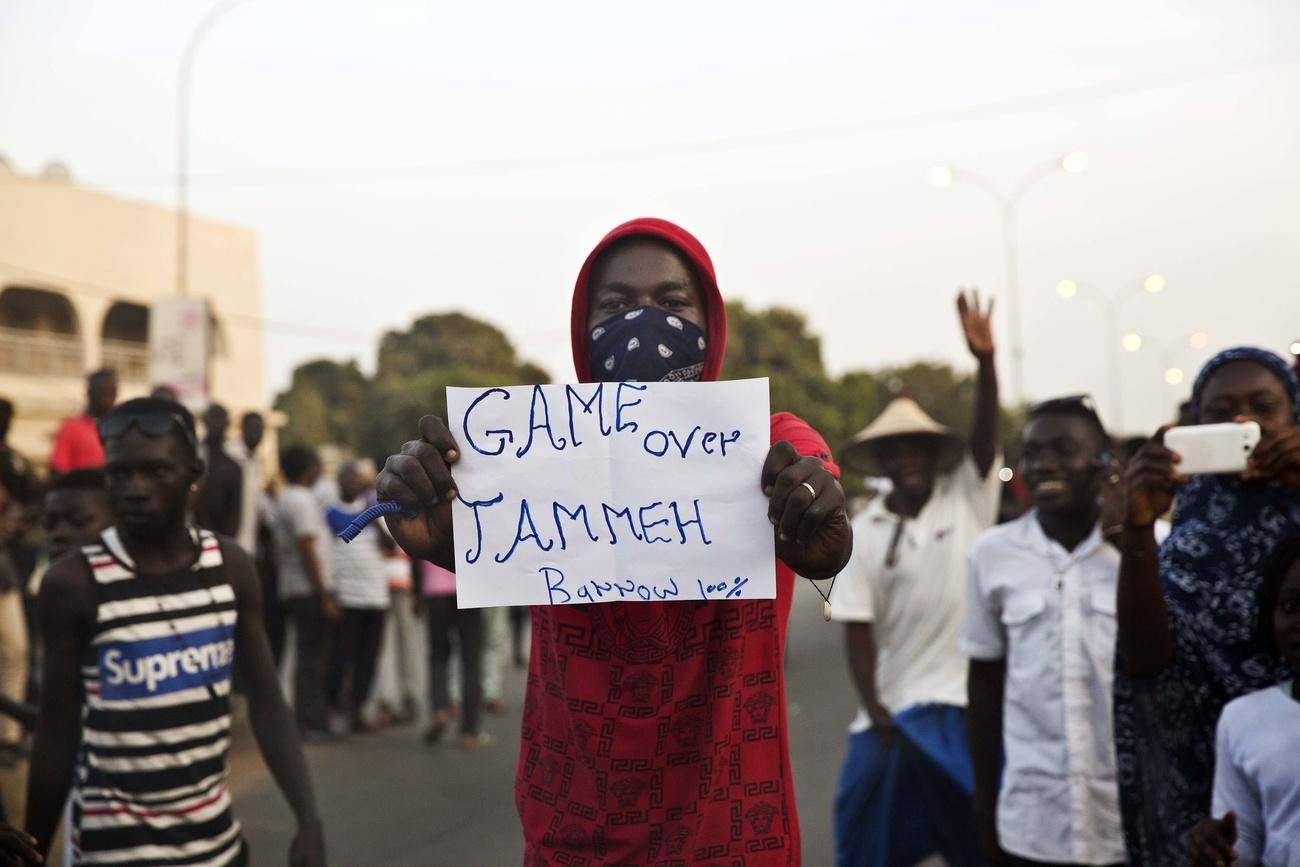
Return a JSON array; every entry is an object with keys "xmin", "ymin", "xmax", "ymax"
[
  {"xmin": 274, "ymin": 359, "xmax": 368, "ymax": 448},
  {"xmin": 721, "ymin": 302, "xmax": 1020, "ymax": 496},
  {"xmin": 275, "ymin": 313, "xmax": 550, "ymax": 467},
  {"xmin": 275, "ymin": 305, "xmax": 1020, "ymax": 493}
]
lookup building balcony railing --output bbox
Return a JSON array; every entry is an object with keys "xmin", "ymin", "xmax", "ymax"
[
  {"xmin": 0, "ymin": 327, "xmax": 83, "ymax": 378},
  {"xmin": 101, "ymin": 338, "xmax": 149, "ymax": 382}
]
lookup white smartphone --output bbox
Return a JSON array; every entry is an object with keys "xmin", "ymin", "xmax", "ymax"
[{"xmin": 1164, "ymin": 421, "xmax": 1261, "ymax": 475}]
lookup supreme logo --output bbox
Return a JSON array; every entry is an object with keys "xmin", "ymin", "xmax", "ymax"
[{"xmin": 97, "ymin": 625, "xmax": 235, "ymax": 700}]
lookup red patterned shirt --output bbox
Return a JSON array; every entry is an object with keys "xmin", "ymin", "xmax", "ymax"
[{"xmin": 515, "ymin": 413, "xmax": 833, "ymax": 866}]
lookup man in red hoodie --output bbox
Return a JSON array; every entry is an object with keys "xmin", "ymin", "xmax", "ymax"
[{"xmin": 376, "ymin": 218, "xmax": 851, "ymax": 865}]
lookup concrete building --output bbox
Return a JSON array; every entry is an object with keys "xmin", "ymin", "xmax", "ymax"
[{"xmin": 0, "ymin": 158, "xmax": 271, "ymax": 464}]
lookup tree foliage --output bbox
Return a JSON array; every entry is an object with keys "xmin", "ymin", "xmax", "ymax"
[
  {"xmin": 722, "ymin": 301, "xmax": 1021, "ymax": 497},
  {"xmin": 276, "ymin": 305, "xmax": 1020, "ymax": 495},
  {"xmin": 275, "ymin": 313, "xmax": 550, "ymax": 465}
]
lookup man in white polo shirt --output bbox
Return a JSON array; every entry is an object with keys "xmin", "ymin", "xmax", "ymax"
[
  {"xmin": 829, "ymin": 291, "xmax": 1000, "ymax": 867},
  {"xmin": 961, "ymin": 395, "xmax": 1125, "ymax": 867}
]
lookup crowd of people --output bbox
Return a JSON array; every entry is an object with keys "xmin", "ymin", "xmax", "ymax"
[
  {"xmin": 0, "ymin": 216, "xmax": 1295, "ymax": 867},
  {"xmin": 0, "ymin": 370, "xmax": 524, "ymax": 865}
]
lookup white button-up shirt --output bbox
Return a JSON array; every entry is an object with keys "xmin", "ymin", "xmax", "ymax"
[
  {"xmin": 960, "ymin": 512, "xmax": 1125, "ymax": 865},
  {"xmin": 1213, "ymin": 684, "xmax": 1300, "ymax": 867},
  {"xmin": 831, "ymin": 456, "xmax": 1001, "ymax": 731},
  {"xmin": 226, "ymin": 439, "xmax": 263, "ymax": 555}
]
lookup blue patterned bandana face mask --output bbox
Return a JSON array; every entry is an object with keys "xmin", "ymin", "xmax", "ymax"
[{"xmin": 588, "ymin": 306, "xmax": 708, "ymax": 383}]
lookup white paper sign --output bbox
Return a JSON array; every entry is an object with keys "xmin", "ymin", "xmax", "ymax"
[{"xmin": 447, "ymin": 378, "xmax": 774, "ymax": 608}]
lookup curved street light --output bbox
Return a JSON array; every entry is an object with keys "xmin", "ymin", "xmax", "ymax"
[
  {"xmin": 1125, "ymin": 332, "xmax": 1207, "ymax": 395},
  {"xmin": 176, "ymin": 0, "xmax": 255, "ymax": 297},
  {"xmin": 1054, "ymin": 274, "xmax": 1167, "ymax": 431},
  {"xmin": 929, "ymin": 152, "xmax": 1088, "ymax": 405}
]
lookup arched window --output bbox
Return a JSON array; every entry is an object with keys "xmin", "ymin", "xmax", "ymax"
[
  {"xmin": 0, "ymin": 286, "xmax": 83, "ymax": 376},
  {"xmin": 101, "ymin": 301, "xmax": 149, "ymax": 381}
]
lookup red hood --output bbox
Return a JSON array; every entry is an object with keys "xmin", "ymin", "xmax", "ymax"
[{"xmin": 570, "ymin": 218, "xmax": 728, "ymax": 383}]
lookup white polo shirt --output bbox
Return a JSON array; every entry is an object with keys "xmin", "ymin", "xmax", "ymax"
[
  {"xmin": 831, "ymin": 455, "xmax": 1001, "ymax": 732},
  {"xmin": 960, "ymin": 512, "xmax": 1124, "ymax": 865}
]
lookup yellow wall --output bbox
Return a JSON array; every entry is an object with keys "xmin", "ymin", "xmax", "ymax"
[{"xmin": 0, "ymin": 167, "xmax": 272, "ymax": 466}]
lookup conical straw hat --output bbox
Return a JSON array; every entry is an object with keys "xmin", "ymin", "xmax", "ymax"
[{"xmin": 840, "ymin": 396, "xmax": 965, "ymax": 476}]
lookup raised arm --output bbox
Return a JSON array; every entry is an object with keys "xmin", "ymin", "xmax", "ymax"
[
  {"xmin": 957, "ymin": 289, "xmax": 999, "ymax": 478},
  {"xmin": 25, "ymin": 558, "xmax": 94, "ymax": 858},
  {"xmin": 1116, "ymin": 429, "xmax": 1182, "ymax": 677},
  {"xmin": 225, "ymin": 541, "xmax": 326, "ymax": 867}
]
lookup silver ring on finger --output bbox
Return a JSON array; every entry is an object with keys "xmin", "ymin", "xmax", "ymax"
[{"xmin": 800, "ymin": 481, "xmax": 817, "ymax": 499}]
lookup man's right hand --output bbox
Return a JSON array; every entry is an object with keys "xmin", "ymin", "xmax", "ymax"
[
  {"xmin": 319, "ymin": 593, "xmax": 341, "ymax": 623},
  {"xmin": 1189, "ymin": 812, "xmax": 1238, "ymax": 867},
  {"xmin": 375, "ymin": 415, "xmax": 461, "ymax": 564},
  {"xmin": 1125, "ymin": 426, "xmax": 1185, "ymax": 528},
  {"xmin": 866, "ymin": 702, "xmax": 898, "ymax": 747}
]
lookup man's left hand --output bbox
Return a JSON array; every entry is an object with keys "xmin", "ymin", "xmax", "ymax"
[
  {"xmin": 761, "ymin": 442, "xmax": 851, "ymax": 580},
  {"xmin": 289, "ymin": 822, "xmax": 326, "ymax": 867}
]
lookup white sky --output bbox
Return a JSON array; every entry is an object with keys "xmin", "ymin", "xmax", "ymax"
[{"xmin": 2, "ymin": 0, "xmax": 1298, "ymax": 434}]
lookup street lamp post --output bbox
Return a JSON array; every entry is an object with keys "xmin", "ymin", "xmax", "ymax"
[
  {"xmin": 1128, "ymin": 332, "xmax": 1203, "ymax": 394},
  {"xmin": 176, "ymin": 0, "xmax": 253, "ymax": 297},
  {"xmin": 929, "ymin": 152, "xmax": 1088, "ymax": 406},
  {"xmin": 1054, "ymin": 275, "xmax": 1166, "ymax": 432}
]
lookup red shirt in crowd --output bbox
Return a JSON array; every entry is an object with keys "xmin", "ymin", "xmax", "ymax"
[{"xmin": 49, "ymin": 415, "xmax": 104, "ymax": 473}]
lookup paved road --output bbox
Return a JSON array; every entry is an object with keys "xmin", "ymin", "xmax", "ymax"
[{"xmin": 231, "ymin": 586, "xmax": 858, "ymax": 865}]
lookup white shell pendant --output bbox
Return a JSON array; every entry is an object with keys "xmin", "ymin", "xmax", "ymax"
[
  {"xmin": 823, "ymin": 601, "xmax": 833, "ymax": 622},
  {"xmin": 657, "ymin": 344, "xmax": 673, "ymax": 358}
]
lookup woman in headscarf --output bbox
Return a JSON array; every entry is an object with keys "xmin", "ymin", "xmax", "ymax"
[{"xmin": 1114, "ymin": 347, "xmax": 1300, "ymax": 865}]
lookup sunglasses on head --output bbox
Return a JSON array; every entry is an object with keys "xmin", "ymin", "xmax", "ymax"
[
  {"xmin": 1027, "ymin": 394, "xmax": 1098, "ymax": 417},
  {"xmin": 98, "ymin": 410, "xmax": 197, "ymax": 452}
]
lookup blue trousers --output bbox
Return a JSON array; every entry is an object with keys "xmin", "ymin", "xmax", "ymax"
[{"xmin": 834, "ymin": 703, "xmax": 986, "ymax": 867}]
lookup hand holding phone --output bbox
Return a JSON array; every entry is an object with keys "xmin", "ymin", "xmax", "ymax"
[
  {"xmin": 1164, "ymin": 421, "xmax": 1261, "ymax": 476},
  {"xmin": 1125, "ymin": 428, "xmax": 1184, "ymax": 528}
]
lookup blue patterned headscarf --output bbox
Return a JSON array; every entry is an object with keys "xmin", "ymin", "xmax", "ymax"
[
  {"xmin": 1187, "ymin": 345, "xmax": 1300, "ymax": 423},
  {"xmin": 1115, "ymin": 347, "xmax": 1300, "ymax": 866}
]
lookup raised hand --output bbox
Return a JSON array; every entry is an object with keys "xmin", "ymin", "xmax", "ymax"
[
  {"xmin": 761, "ymin": 441, "xmax": 851, "ymax": 580},
  {"xmin": 957, "ymin": 288, "xmax": 995, "ymax": 360},
  {"xmin": 1125, "ymin": 427, "xmax": 1185, "ymax": 528},
  {"xmin": 374, "ymin": 415, "xmax": 460, "ymax": 566}
]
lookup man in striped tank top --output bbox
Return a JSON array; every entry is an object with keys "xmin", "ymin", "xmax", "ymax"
[{"xmin": 25, "ymin": 399, "xmax": 326, "ymax": 866}]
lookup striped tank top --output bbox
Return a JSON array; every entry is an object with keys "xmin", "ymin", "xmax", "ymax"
[{"xmin": 74, "ymin": 526, "xmax": 245, "ymax": 866}]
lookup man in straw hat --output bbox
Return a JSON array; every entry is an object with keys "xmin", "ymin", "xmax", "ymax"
[{"xmin": 830, "ymin": 290, "xmax": 1001, "ymax": 867}]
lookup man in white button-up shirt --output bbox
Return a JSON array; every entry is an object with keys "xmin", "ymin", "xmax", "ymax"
[{"xmin": 962, "ymin": 395, "xmax": 1126, "ymax": 867}]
